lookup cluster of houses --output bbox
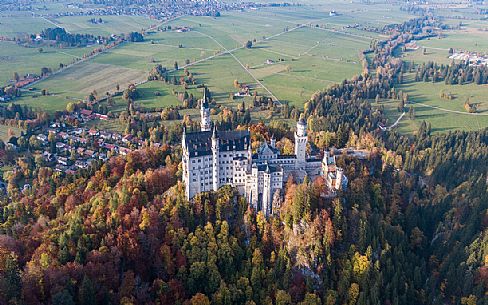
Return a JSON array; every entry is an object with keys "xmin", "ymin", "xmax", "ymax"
[
  {"xmin": 13, "ymin": 75, "xmax": 40, "ymax": 89},
  {"xmin": 0, "ymin": 74, "xmax": 40, "ymax": 103},
  {"xmin": 449, "ymin": 51, "xmax": 488, "ymax": 67},
  {"xmin": 172, "ymin": 26, "xmax": 191, "ymax": 33},
  {"xmin": 234, "ymin": 84, "xmax": 251, "ymax": 97},
  {"xmin": 32, "ymin": 0, "xmax": 268, "ymax": 21},
  {"xmin": 80, "ymin": 109, "xmax": 109, "ymax": 121},
  {"xmin": 0, "ymin": 108, "xmax": 146, "ymax": 193},
  {"xmin": 36, "ymin": 125, "xmax": 133, "ymax": 174},
  {"xmin": 24, "ymin": 110, "xmax": 140, "ymax": 175}
]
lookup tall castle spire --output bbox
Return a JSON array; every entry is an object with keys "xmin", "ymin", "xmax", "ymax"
[
  {"xmin": 212, "ymin": 124, "xmax": 219, "ymax": 191},
  {"xmin": 295, "ymin": 115, "xmax": 308, "ymax": 164},
  {"xmin": 200, "ymin": 87, "xmax": 211, "ymax": 132}
]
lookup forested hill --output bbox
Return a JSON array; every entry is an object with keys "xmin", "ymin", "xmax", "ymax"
[
  {"xmin": 0, "ymin": 15, "xmax": 487, "ymax": 305},
  {"xmin": 0, "ymin": 129, "xmax": 486, "ymax": 305}
]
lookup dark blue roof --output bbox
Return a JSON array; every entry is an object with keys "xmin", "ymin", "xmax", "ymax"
[{"xmin": 184, "ymin": 130, "xmax": 250, "ymax": 157}]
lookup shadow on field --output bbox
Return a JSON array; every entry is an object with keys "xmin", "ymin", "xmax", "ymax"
[
  {"xmin": 138, "ymin": 87, "xmax": 168, "ymax": 100},
  {"xmin": 431, "ymin": 126, "xmax": 453, "ymax": 133}
]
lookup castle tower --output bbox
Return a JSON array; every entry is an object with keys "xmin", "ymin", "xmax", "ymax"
[
  {"xmin": 182, "ymin": 127, "xmax": 190, "ymax": 199},
  {"xmin": 212, "ymin": 126, "xmax": 220, "ymax": 191},
  {"xmin": 247, "ymin": 128, "xmax": 253, "ymax": 171},
  {"xmin": 270, "ymin": 134, "xmax": 276, "ymax": 148},
  {"xmin": 295, "ymin": 117, "xmax": 307, "ymax": 163},
  {"xmin": 322, "ymin": 150, "xmax": 330, "ymax": 174},
  {"xmin": 335, "ymin": 168, "xmax": 344, "ymax": 190},
  {"xmin": 201, "ymin": 88, "xmax": 211, "ymax": 132},
  {"xmin": 262, "ymin": 164, "xmax": 272, "ymax": 217}
]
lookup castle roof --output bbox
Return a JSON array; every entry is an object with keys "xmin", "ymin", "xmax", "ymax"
[
  {"xmin": 255, "ymin": 163, "xmax": 282, "ymax": 173},
  {"xmin": 257, "ymin": 141, "xmax": 279, "ymax": 156},
  {"xmin": 184, "ymin": 130, "xmax": 251, "ymax": 157}
]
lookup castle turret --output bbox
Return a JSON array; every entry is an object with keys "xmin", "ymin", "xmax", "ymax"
[
  {"xmin": 182, "ymin": 127, "xmax": 186, "ymax": 148},
  {"xmin": 212, "ymin": 126, "xmax": 219, "ymax": 191},
  {"xmin": 182, "ymin": 127, "xmax": 189, "ymax": 199},
  {"xmin": 201, "ymin": 88, "xmax": 211, "ymax": 131},
  {"xmin": 249, "ymin": 163, "xmax": 259, "ymax": 209},
  {"xmin": 270, "ymin": 134, "xmax": 276, "ymax": 148},
  {"xmin": 262, "ymin": 163, "xmax": 272, "ymax": 217},
  {"xmin": 247, "ymin": 127, "xmax": 253, "ymax": 171},
  {"xmin": 322, "ymin": 150, "xmax": 331, "ymax": 175},
  {"xmin": 335, "ymin": 168, "xmax": 344, "ymax": 190},
  {"xmin": 295, "ymin": 117, "xmax": 307, "ymax": 163}
]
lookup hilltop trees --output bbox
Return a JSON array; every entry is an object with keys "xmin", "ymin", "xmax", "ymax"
[
  {"xmin": 0, "ymin": 14, "xmax": 486, "ymax": 305},
  {"xmin": 39, "ymin": 27, "xmax": 104, "ymax": 47},
  {"xmin": 127, "ymin": 32, "xmax": 144, "ymax": 42},
  {"xmin": 0, "ymin": 251, "xmax": 22, "ymax": 304},
  {"xmin": 415, "ymin": 60, "xmax": 488, "ymax": 85}
]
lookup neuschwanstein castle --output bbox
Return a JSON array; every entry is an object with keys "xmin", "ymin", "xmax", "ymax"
[{"xmin": 182, "ymin": 90, "xmax": 346, "ymax": 216}]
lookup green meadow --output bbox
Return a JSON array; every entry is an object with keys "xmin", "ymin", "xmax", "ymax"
[
  {"xmin": 54, "ymin": 15, "xmax": 157, "ymax": 36},
  {"xmin": 11, "ymin": 4, "xmax": 403, "ymax": 114},
  {"xmin": 379, "ymin": 74, "xmax": 488, "ymax": 135},
  {"xmin": 391, "ymin": 21, "xmax": 488, "ymax": 135},
  {"xmin": 0, "ymin": 41, "xmax": 98, "ymax": 86}
]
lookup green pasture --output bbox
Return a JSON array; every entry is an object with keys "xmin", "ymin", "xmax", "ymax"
[
  {"xmin": 399, "ymin": 22, "xmax": 488, "ymax": 65},
  {"xmin": 7, "ymin": 4, "xmax": 409, "ymax": 115},
  {"xmin": 0, "ymin": 16, "xmax": 52, "ymax": 37},
  {"xmin": 0, "ymin": 125, "xmax": 24, "ymax": 142},
  {"xmin": 0, "ymin": 41, "xmax": 98, "ymax": 86},
  {"xmin": 54, "ymin": 15, "xmax": 157, "ymax": 36},
  {"xmin": 387, "ymin": 74, "xmax": 488, "ymax": 134}
]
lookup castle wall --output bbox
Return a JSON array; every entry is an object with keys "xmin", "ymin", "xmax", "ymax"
[
  {"xmin": 186, "ymin": 155, "xmax": 214, "ymax": 199},
  {"xmin": 183, "ymin": 106, "xmax": 347, "ymax": 215}
]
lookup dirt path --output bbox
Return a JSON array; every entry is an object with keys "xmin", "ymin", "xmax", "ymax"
[
  {"xmin": 412, "ymin": 101, "xmax": 488, "ymax": 116},
  {"xmin": 194, "ymin": 30, "xmax": 283, "ymax": 105},
  {"xmin": 20, "ymin": 16, "xmax": 183, "ymax": 90},
  {"xmin": 312, "ymin": 26, "xmax": 373, "ymax": 42}
]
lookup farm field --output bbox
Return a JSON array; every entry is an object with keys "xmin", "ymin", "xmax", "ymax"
[
  {"xmin": 0, "ymin": 10, "xmax": 155, "ymax": 86},
  {"xmin": 388, "ymin": 19, "xmax": 488, "ymax": 134},
  {"xmin": 0, "ymin": 41, "xmax": 98, "ymax": 86},
  {"xmin": 399, "ymin": 22, "xmax": 488, "ymax": 65},
  {"xmin": 6, "ymin": 1, "xmax": 488, "ymax": 135},
  {"xmin": 389, "ymin": 75, "xmax": 488, "ymax": 134},
  {"xmin": 11, "ymin": 4, "xmax": 408, "ymax": 114},
  {"xmin": 13, "ymin": 61, "xmax": 147, "ymax": 113},
  {"xmin": 0, "ymin": 15, "xmax": 54, "ymax": 38},
  {"xmin": 109, "ymin": 81, "xmax": 203, "ymax": 113},
  {"xmin": 54, "ymin": 15, "xmax": 157, "ymax": 36}
]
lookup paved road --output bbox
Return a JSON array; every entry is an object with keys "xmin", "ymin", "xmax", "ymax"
[{"xmin": 380, "ymin": 111, "xmax": 405, "ymax": 131}]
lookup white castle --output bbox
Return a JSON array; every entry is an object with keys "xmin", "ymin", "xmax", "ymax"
[{"xmin": 182, "ymin": 90, "xmax": 346, "ymax": 216}]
